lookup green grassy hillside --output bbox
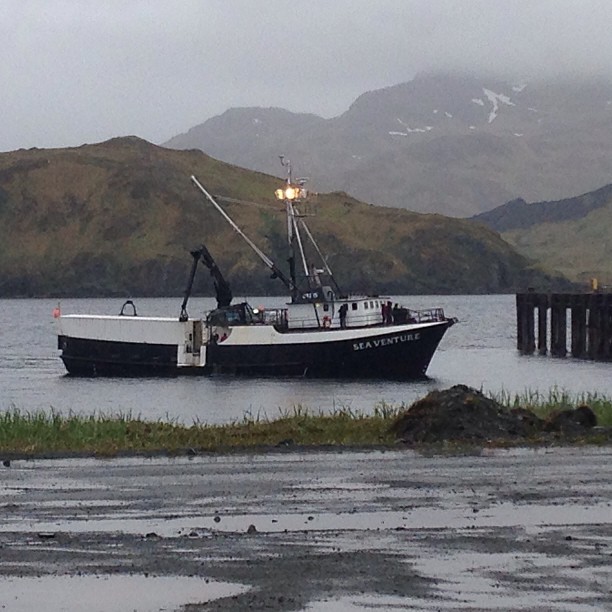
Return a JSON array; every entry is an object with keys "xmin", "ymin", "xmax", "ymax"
[
  {"xmin": 0, "ymin": 137, "xmax": 567, "ymax": 297},
  {"xmin": 472, "ymin": 183, "xmax": 612, "ymax": 286},
  {"xmin": 503, "ymin": 200, "xmax": 612, "ymax": 286}
]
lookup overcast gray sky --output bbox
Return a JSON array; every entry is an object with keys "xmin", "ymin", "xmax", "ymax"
[{"xmin": 1, "ymin": 0, "xmax": 611, "ymax": 152}]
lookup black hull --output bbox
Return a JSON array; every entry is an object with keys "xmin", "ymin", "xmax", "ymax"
[
  {"xmin": 208, "ymin": 323, "xmax": 450, "ymax": 378},
  {"xmin": 58, "ymin": 321, "xmax": 452, "ymax": 379},
  {"xmin": 58, "ymin": 336, "xmax": 178, "ymax": 377}
]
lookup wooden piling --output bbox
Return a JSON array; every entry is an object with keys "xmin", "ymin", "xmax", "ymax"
[
  {"xmin": 550, "ymin": 295, "xmax": 567, "ymax": 357},
  {"xmin": 601, "ymin": 293, "xmax": 612, "ymax": 361},
  {"xmin": 588, "ymin": 294, "xmax": 600, "ymax": 359},
  {"xmin": 570, "ymin": 297, "xmax": 587, "ymax": 358},
  {"xmin": 537, "ymin": 302, "xmax": 548, "ymax": 355},
  {"xmin": 524, "ymin": 298, "xmax": 535, "ymax": 355},
  {"xmin": 516, "ymin": 292, "xmax": 535, "ymax": 354}
]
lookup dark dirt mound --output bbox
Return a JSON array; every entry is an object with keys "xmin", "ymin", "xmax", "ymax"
[
  {"xmin": 390, "ymin": 385, "xmax": 599, "ymax": 444},
  {"xmin": 544, "ymin": 405, "xmax": 598, "ymax": 435}
]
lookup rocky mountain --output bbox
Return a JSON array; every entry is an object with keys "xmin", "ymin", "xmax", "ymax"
[
  {"xmin": 0, "ymin": 137, "xmax": 567, "ymax": 297},
  {"xmin": 471, "ymin": 184, "xmax": 612, "ymax": 285},
  {"xmin": 164, "ymin": 73, "xmax": 612, "ymax": 217}
]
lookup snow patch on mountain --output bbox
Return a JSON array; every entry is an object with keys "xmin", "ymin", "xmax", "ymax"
[
  {"xmin": 483, "ymin": 89, "xmax": 515, "ymax": 123},
  {"xmin": 472, "ymin": 98, "xmax": 485, "ymax": 106},
  {"xmin": 389, "ymin": 127, "xmax": 433, "ymax": 136},
  {"xmin": 390, "ymin": 119, "xmax": 434, "ymax": 136}
]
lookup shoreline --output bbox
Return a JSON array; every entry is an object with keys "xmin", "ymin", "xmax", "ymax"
[
  {"xmin": 2, "ymin": 385, "xmax": 611, "ymax": 460},
  {"xmin": 2, "ymin": 429, "xmax": 611, "ymax": 463}
]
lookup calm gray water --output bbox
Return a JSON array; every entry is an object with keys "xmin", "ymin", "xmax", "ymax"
[{"xmin": 2, "ymin": 295, "xmax": 612, "ymax": 424}]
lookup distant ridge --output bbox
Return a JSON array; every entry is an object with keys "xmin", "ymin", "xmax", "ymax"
[
  {"xmin": 468, "ymin": 183, "xmax": 612, "ymax": 285},
  {"xmin": 471, "ymin": 183, "xmax": 612, "ymax": 232},
  {"xmin": 164, "ymin": 72, "xmax": 612, "ymax": 217}
]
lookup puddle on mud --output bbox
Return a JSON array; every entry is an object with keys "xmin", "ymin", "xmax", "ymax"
[
  {"xmin": 304, "ymin": 550, "xmax": 604, "ymax": 611},
  {"xmin": 16, "ymin": 499, "xmax": 130, "ymax": 509},
  {"xmin": 0, "ymin": 574, "xmax": 250, "ymax": 612},
  {"xmin": 305, "ymin": 594, "xmax": 416, "ymax": 610},
  {"xmin": 408, "ymin": 551, "xmax": 599, "ymax": 610},
  {"xmin": 1, "ymin": 500, "xmax": 610, "ymax": 538},
  {"xmin": 306, "ymin": 593, "xmax": 601, "ymax": 611}
]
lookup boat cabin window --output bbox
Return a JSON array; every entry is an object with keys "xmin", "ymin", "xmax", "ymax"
[
  {"xmin": 225, "ymin": 310, "xmax": 242, "ymax": 325},
  {"xmin": 323, "ymin": 304, "xmax": 329, "ymax": 312},
  {"xmin": 370, "ymin": 301, "xmax": 374, "ymax": 309},
  {"xmin": 364, "ymin": 302, "xmax": 369, "ymax": 310},
  {"xmin": 208, "ymin": 303, "xmax": 253, "ymax": 326},
  {"xmin": 351, "ymin": 303, "xmax": 357, "ymax": 310}
]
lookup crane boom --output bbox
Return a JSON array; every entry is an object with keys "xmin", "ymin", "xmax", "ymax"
[
  {"xmin": 190, "ymin": 175, "xmax": 297, "ymax": 296},
  {"xmin": 179, "ymin": 244, "xmax": 233, "ymax": 321}
]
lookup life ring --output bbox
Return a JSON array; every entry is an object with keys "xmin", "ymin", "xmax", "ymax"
[{"xmin": 322, "ymin": 316, "xmax": 331, "ymax": 328}]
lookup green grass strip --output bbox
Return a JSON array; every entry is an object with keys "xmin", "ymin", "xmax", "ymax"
[
  {"xmin": 0, "ymin": 404, "xmax": 402, "ymax": 456},
  {"xmin": 492, "ymin": 388, "xmax": 612, "ymax": 427},
  {"xmin": 0, "ymin": 391, "xmax": 611, "ymax": 457}
]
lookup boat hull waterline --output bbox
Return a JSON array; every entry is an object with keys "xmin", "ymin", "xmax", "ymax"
[{"xmin": 57, "ymin": 315, "xmax": 453, "ymax": 379}]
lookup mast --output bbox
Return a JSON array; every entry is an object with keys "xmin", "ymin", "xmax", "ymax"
[
  {"xmin": 279, "ymin": 156, "xmax": 308, "ymax": 284},
  {"xmin": 274, "ymin": 158, "xmax": 342, "ymax": 299}
]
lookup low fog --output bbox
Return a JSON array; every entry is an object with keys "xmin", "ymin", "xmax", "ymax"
[{"xmin": 1, "ymin": 0, "xmax": 611, "ymax": 151}]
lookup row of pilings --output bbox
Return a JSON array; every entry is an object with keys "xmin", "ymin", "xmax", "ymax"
[{"xmin": 516, "ymin": 292, "xmax": 612, "ymax": 360}]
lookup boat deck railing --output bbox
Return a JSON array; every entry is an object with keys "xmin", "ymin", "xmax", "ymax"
[
  {"xmin": 267, "ymin": 306, "xmax": 448, "ymax": 329},
  {"xmin": 259, "ymin": 309, "xmax": 288, "ymax": 326},
  {"xmin": 408, "ymin": 307, "xmax": 447, "ymax": 323},
  {"xmin": 209, "ymin": 306, "xmax": 447, "ymax": 329}
]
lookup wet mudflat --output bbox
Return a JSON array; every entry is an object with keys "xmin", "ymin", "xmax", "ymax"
[{"xmin": 0, "ymin": 448, "xmax": 611, "ymax": 611}]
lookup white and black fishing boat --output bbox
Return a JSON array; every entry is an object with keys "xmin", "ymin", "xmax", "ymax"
[{"xmin": 56, "ymin": 162, "xmax": 455, "ymax": 378}]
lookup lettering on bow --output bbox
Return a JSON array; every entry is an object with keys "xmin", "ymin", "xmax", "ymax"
[{"xmin": 352, "ymin": 333, "xmax": 420, "ymax": 351}]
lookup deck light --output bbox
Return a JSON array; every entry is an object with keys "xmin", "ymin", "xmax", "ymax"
[{"xmin": 275, "ymin": 186, "xmax": 298, "ymax": 200}]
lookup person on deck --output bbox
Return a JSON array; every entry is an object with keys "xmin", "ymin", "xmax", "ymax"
[
  {"xmin": 392, "ymin": 304, "xmax": 400, "ymax": 324},
  {"xmin": 385, "ymin": 301, "xmax": 393, "ymax": 324},
  {"xmin": 339, "ymin": 303, "xmax": 348, "ymax": 328}
]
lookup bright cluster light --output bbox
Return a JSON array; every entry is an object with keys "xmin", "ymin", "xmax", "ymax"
[{"xmin": 275, "ymin": 186, "xmax": 299, "ymax": 200}]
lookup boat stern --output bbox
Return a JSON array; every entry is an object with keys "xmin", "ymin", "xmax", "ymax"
[{"xmin": 56, "ymin": 314, "xmax": 208, "ymax": 376}]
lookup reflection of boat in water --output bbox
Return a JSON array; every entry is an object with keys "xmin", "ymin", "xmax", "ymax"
[{"xmin": 57, "ymin": 161, "xmax": 455, "ymax": 378}]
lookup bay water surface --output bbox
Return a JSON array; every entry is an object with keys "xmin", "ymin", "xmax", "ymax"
[{"xmin": 2, "ymin": 295, "xmax": 611, "ymax": 424}]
